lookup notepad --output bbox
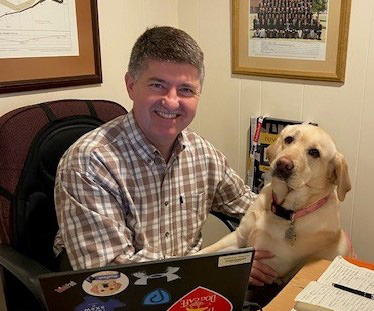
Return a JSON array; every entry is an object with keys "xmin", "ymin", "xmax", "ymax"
[{"xmin": 293, "ymin": 256, "xmax": 374, "ymax": 311}]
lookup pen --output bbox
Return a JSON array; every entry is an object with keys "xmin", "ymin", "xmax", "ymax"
[{"xmin": 332, "ymin": 283, "xmax": 374, "ymax": 300}]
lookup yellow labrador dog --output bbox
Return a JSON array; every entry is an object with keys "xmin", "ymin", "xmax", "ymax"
[{"xmin": 199, "ymin": 124, "xmax": 353, "ymax": 284}]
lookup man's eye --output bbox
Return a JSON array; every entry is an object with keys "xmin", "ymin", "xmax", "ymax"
[
  {"xmin": 149, "ymin": 83, "xmax": 165, "ymax": 91},
  {"xmin": 178, "ymin": 87, "xmax": 196, "ymax": 97},
  {"xmin": 284, "ymin": 136, "xmax": 294, "ymax": 144}
]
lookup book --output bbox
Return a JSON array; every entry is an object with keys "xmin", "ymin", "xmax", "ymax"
[
  {"xmin": 246, "ymin": 117, "xmax": 315, "ymax": 193},
  {"xmin": 293, "ymin": 256, "xmax": 374, "ymax": 311}
]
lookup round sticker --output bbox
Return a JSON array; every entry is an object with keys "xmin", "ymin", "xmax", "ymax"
[{"xmin": 82, "ymin": 271, "xmax": 129, "ymax": 297}]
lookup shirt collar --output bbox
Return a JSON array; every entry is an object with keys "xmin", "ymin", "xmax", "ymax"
[{"xmin": 124, "ymin": 110, "xmax": 190, "ymax": 164}]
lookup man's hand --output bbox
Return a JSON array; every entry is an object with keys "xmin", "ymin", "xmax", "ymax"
[{"xmin": 249, "ymin": 250, "xmax": 279, "ymax": 286}]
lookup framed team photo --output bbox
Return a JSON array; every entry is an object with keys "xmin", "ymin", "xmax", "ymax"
[{"xmin": 232, "ymin": 0, "xmax": 351, "ymax": 82}]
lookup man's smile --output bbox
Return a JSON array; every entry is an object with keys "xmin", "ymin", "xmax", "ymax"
[{"xmin": 155, "ymin": 110, "xmax": 180, "ymax": 119}]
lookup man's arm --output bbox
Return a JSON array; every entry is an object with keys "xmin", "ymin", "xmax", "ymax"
[
  {"xmin": 210, "ymin": 164, "xmax": 256, "ymax": 218},
  {"xmin": 55, "ymin": 167, "xmax": 161, "ymax": 270}
]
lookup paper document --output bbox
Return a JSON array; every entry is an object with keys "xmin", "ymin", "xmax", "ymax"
[
  {"xmin": 317, "ymin": 256, "xmax": 374, "ymax": 292},
  {"xmin": 294, "ymin": 256, "xmax": 374, "ymax": 311},
  {"xmin": 295, "ymin": 281, "xmax": 374, "ymax": 311}
]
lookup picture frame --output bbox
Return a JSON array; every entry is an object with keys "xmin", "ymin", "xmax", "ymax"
[
  {"xmin": 0, "ymin": 0, "xmax": 102, "ymax": 94},
  {"xmin": 232, "ymin": 0, "xmax": 352, "ymax": 82}
]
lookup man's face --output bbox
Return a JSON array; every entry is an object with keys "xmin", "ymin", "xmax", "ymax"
[{"xmin": 125, "ymin": 60, "xmax": 201, "ymax": 151}]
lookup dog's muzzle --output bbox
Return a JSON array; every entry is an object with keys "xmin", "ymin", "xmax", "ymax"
[{"xmin": 272, "ymin": 157, "xmax": 294, "ymax": 180}]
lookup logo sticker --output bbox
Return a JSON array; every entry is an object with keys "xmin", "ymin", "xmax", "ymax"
[
  {"xmin": 54, "ymin": 280, "xmax": 77, "ymax": 293},
  {"xmin": 143, "ymin": 288, "xmax": 171, "ymax": 305},
  {"xmin": 75, "ymin": 296, "xmax": 125, "ymax": 311},
  {"xmin": 167, "ymin": 286, "xmax": 233, "ymax": 311},
  {"xmin": 132, "ymin": 266, "xmax": 180, "ymax": 285},
  {"xmin": 82, "ymin": 271, "xmax": 129, "ymax": 297}
]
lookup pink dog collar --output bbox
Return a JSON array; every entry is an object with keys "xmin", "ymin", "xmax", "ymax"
[{"xmin": 271, "ymin": 193, "xmax": 331, "ymax": 221}]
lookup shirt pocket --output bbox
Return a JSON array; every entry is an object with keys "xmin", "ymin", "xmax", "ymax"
[{"xmin": 179, "ymin": 190, "xmax": 209, "ymax": 242}]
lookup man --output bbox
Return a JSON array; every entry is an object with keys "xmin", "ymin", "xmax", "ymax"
[{"xmin": 54, "ymin": 26, "xmax": 277, "ymax": 287}]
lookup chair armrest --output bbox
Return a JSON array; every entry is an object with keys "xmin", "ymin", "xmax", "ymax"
[
  {"xmin": 0, "ymin": 244, "xmax": 50, "ymax": 309},
  {"xmin": 209, "ymin": 211, "xmax": 240, "ymax": 232}
]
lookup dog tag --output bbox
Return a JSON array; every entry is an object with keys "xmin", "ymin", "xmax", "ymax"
[{"xmin": 285, "ymin": 224, "xmax": 296, "ymax": 245}]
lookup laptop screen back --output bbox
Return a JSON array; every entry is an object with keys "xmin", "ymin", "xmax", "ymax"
[{"xmin": 39, "ymin": 247, "xmax": 254, "ymax": 311}]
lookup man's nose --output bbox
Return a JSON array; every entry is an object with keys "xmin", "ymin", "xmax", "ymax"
[{"xmin": 162, "ymin": 88, "xmax": 179, "ymax": 109}]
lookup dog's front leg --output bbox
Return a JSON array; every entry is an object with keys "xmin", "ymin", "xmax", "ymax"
[
  {"xmin": 197, "ymin": 231, "xmax": 244, "ymax": 254},
  {"xmin": 198, "ymin": 211, "xmax": 256, "ymax": 254}
]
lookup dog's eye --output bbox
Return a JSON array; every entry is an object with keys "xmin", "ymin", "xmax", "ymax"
[
  {"xmin": 308, "ymin": 148, "xmax": 320, "ymax": 158},
  {"xmin": 284, "ymin": 136, "xmax": 294, "ymax": 144}
]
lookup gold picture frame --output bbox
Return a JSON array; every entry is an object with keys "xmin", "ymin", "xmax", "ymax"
[
  {"xmin": 232, "ymin": 0, "xmax": 351, "ymax": 82},
  {"xmin": 0, "ymin": 0, "xmax": 101, "ymax": 94}
]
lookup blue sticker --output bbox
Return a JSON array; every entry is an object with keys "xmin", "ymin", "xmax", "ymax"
[
  {"xmin": 143, "ymin": 289, "xmax": 171, "ymax": 305},
  {"xmin": 75, "ymin": 296, "xmax": 125, "ymax": 311}
]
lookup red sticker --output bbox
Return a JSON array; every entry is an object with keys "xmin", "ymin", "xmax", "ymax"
[{"xmin": 167, "ymin": 286, "xmax": 233, "ymax": 311}]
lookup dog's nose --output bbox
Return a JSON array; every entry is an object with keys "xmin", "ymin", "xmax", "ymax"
[{"xmin": 275, "ymin": 157, "xmax": 294, "ymax": 179}]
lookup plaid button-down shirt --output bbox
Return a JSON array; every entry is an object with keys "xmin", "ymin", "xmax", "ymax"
[{"xmin": 54, "ymin": 110, "xmax": 256, "ymax": 270}]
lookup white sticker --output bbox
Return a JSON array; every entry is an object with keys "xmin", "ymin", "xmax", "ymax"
[
  {"xmin": 82, "ymin": 271, "xmax": 129, "ymax": 296},
  {"xmin": 218, "ymin": 253, "xmax": 253, "ymax": 267},
  {"xmin": 132, "ymin": 266, "xmax": 180, "ymax": 285}
]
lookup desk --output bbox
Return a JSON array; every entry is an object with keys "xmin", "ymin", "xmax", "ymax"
[
  {"xmin": 263, "ymin": 257, "xmax": 374, "ymax": 311},
  {"xmin": 264, "ymin": 259, "xmax": 331, "ymax": 311}
]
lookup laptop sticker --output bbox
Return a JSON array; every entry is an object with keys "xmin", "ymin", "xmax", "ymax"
[
  {"xmin": 75, "ymin": 296, "xmax": 125, "ymax": 311},
  {"xmin": 132, "ymin": 266, "xmax": 180, "ymax": 285},
  {"xmin": 143, "ymin": 288, "xmax": 171, "ymax": 305},
  {"xmin": 54, "ymin": 280, "xmax": 77, "ymax": 293},
  {"xmin": 82, "ymin": 271, "xmax": 129, "ymax": 297},
  {"xmin": 167, "ymin": 286, "xmax": 233, "ymax": 311}
]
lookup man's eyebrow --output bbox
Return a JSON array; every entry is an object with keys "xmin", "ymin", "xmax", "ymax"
[
  {"xmin": 180, "ymin": 82, "xmax": 198, "ymax": 88},
  {"xmin": 147, "ymin": 77, "xmax": 167, "ymax": 83},
  {"xmin": 147, "ymin": 78, "xmax": 198, "ymax": 89}
]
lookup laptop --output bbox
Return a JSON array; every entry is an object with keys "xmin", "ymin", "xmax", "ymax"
[{"xmin": 39, "ymin": 247, "xmax": 255, "ymax": 311}]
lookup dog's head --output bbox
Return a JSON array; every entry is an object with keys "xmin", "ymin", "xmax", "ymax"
[
  {"xmin": 90, "ymin": 280, "xmax": 122, "ymax": 295},
  {"xmin": 266, "ymin": 124, "xmax": 351, "ymax": 201}
]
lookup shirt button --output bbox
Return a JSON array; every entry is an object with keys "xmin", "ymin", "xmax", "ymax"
[
  {"xmin": 165, "ymin": 232, "xmax": 170, "ymax": 237},
  {"xmin": 164, "ymin": 201, "xmax": 169, "ymax": 206}
]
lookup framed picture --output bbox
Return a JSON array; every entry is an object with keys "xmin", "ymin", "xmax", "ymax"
[
  {"xmin": 232, "ymin": 0, "xmax": 351, "ymax": 82},
  {"xmin": 0, "ymin": 0, "xmax": 101, "ymax": 94}
]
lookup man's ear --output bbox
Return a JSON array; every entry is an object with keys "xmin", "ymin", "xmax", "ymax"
[
  {"xmin": 125, "ymin": 72, "xmax": 135, "ymax": 100},
  {"xmin": 332, "ymin": 152, "xmax": 351, "ymax": 201}
]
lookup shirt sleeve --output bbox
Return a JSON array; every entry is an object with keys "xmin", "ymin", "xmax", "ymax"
[
  {"xmin": 211, "ymin": 160, "xmax": 257, "ymax": 219},
  {"xmin": 54, "ymin": 163, "xmax": 162, "ymax": 270}
]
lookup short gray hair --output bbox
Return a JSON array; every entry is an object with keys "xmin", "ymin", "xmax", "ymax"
[{"xmin": 128, "ymin": 26, "xmax": 205, "ymax": 83}]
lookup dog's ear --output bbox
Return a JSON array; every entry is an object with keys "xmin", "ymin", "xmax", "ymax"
[
  {"xmin": 266, "ymin": 136, "xmax": 281, "ymax": 164},
  {"xmin": 332, "ymin": 152, "xmax": 351, "ymax": 201}
]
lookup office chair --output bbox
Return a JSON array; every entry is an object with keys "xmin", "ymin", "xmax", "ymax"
[
  {"xmin": 210, "ymin": 211, "xmax": 239, "ymax": 232},
  {"xmin": 0, "ymin": 99, "xmax": 128, "ymax": 310}
]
